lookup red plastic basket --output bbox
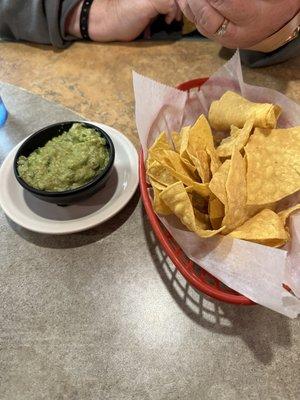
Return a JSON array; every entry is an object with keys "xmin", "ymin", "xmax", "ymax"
[{"xmin": 139, "ymin": 77, "xmax": 254, "ymax": 305}]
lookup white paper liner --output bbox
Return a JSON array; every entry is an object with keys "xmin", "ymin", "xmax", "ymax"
[{"xmin": 133, "ymin": 51, "xmax": 300, "ymax": 318}]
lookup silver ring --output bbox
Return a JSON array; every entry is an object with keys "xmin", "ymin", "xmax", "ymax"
[{"xmin": 215, "ymin": 18, "xmax": 229, "ymax": 37}]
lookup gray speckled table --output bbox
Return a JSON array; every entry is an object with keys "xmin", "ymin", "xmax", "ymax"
[{"xmin": 0, "ymin": 83, "xmax": 299, "ymax": 400}]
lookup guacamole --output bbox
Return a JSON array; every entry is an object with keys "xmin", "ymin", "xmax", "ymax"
[{"xmin": 17, "ymin": 123, "xmax": 110, "ymax": 192}]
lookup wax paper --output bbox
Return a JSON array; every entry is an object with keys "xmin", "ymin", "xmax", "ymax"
[{"xmin": 133, "ymin": 51, "xmax": 300, "ymax": 318}]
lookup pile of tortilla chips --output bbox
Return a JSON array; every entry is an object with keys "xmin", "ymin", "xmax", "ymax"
[{"xmin": 146, "ymin": 90, "xmax": 300, "ymax": 248}]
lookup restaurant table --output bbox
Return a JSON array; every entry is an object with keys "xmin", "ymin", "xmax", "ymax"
[{"xmin": 0, "ymin": 40, "xmax": 299, "ymax": 400}]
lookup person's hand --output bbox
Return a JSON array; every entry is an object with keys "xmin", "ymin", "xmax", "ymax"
[
  {"xmin": 147, "ymin": 0, "xmax": 182, "ymax": 24},
  {"xmin": 177, "ymin": 0, "xmax": 300, "ymax": 49},
  {"xmin": 66, "ymin": 0, "xmax": 182, "ymax": 42}
]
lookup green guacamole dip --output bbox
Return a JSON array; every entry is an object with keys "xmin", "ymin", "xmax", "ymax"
[{"xmin": 17, "ymin": 123, "xmax": 110, "ymax": 192}]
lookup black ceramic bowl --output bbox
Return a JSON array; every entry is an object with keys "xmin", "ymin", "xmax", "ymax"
[{"xmin": 13, "ymin": 121, "xmax": 115, "ymax": 206}]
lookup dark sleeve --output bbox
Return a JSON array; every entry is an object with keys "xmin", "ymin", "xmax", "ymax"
[
  {"xmin": 0, "ymin": 0, "xmax": 82, "ymax": 48},
  {"xmin": 239, "ymin": 37, "xmax": 300, "ymax": 67}
]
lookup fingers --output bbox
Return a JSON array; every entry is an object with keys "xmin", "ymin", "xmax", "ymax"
[
  {"xmin": 165, "ymin": 2, "xmax": 182, "ymax": 24},
  {"xmin": 177, "ymin": 1, "xmax": 195, "ymax": 22},
  {"xmin": 198, "ymin": 20, "xmax": 237, "ymax": 47},
  {"xmin": 179, "ymin": 0, "xmax": 226, "ymax": 35},
  {"xmin": 177, "ymin": 0, "xmax": 261, "ymax": 49},
  {"xmin": 175, "ymin": 6, "xmax": 183, "ymax": 22},
  {"xmin": 192, "ymin": 1, "xmax": 225, "ymax": 36},
  {"xmin": 200, "ymin": 22, "xmax": 258, "ymax": 49},
  {"xmin": 177, "ymin": 0, "xmax": 259, "ymax": 48},
  {"xmin": 207, "ymin": 0, "xmax": 257, "ymax": 25}
]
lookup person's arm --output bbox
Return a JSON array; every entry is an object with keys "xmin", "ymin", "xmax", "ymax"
[
  {"xmin": 65, "ymin": 0, "xmax": 182, "ymax": 42},
  {"xmin": 0, "ymin": 0, "xmax": 82, "ymax": 47},
  {"xmin": 65, "ymin": 0, "xmax": 158, "ymax": 42},
  {"xmin": 0, "ymin": 0, "xmax": 181, "ymax": 47}
]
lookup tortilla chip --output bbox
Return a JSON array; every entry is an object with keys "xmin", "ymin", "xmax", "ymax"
[
  {"xmin": 278, "ymin": 204, "xmax": 300, "ymax": 226},
  {"xmin": 187, "ymin": 188, "xmax": 207, "ymax": 213},
  {"xmin": 188, "ymin": 150, "xmax": 211, "ymax": 183},
  {"xmin": 194, "ymin": 209, "xmax": 211, "ymax": 227},
  {"xmin": 208, "ymin": 159, "xmax": 231, "ymax": 206},
  {"xmin": 153, "ymin": 186, "xmax": 172, "ymax": 215},
  {"xmin": 163, "ymin": 150, "xmax": 197, "ymax": 179},
  {"xmin": 190, "ymin": 182, "xmax": 210, "ymax": 197},
  {"xmin": 160, "ymin": 182, "xmax": 224, "ymax": 237},
  {"xmin": 179, "ymin": 126, "xmax": 191, "ymax": 161},
  {"xmin": 230, "ymin": 125, "xmax": 240, "ymax": 138},
  {"xmin": 149, "ymin": 131, "xmax": 171, "ymax": 153},
  {"xmin": 208, "ymin": 91, "xmax": 281, "ymax": 131},
  {"xmin": 209, "ymin": 195, "xmax": 224, "ymax": 230},
  {"xmin": 163, "ymin": 150, "xmax": 186, "ymax": 175},
  {"xmin": 245, "ymin": 126, "xmax": 300, "ymax": 204},
  {"xmin": 148, "ymin": 176, "xmax": 167, "ymax": 191},
  {"xmin": 160, "ymin": 182, "xmax": 198, "ymax": 231},
  {"xmin": 167, "ymin": 165, "xmax": 210, "ymax": 197},
  {"xmin": 229, "ymin": 209, "xmax": 289, "ymax": 247},
  {"xmin": 256, "ymin": 239, "xmax": 288, "ymax": 248},
  {"xmin": 222, "ymin": 147, "xmax": 249, "ymax": 233},
  {"xmin": 172, "ymin": 131, "xmax": 181, "ymax": 152},
  {"xmin": 180, "ymin": 156, "xmax": 197, "ymax": 175},
  {"xmin": 187, "ymin": 114, "xmax": 221, "ymax": 175},
  {"xmin": 182, "ymin": 16, "xmax": 196, "ymax": 35},
  {"xmin": 152, "ymin": 153, "xmax": 210, "ymax": 197},
  {"xmin": 146, "ymin": 153, "xmax": 155, "ymax": 170},
  {"xmin": 147, "ymin": 131, "xmax": 173, "ymax": 168},
  {"xmin": 206, "ymin": 146, "xmax": 221, "ymax": 175},
  {"xmin": 194, "ymin": 219, "xmax": 225, "ymax": 237},
  {"xmin": 179, "ymin": 116, "xmax": 221, "ymax": 179},
  {"xmin": 187, "ymin": 114, "xmax": 215, "ymax": 157},
  {"xmin": 147, "ymin": 160, "xmax": 178, "ymax": 186},
  {"xmin": 216, "ymin": 120, "xmax": 253, "ymax": 158}
]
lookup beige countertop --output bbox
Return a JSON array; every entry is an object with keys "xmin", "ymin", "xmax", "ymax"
[{"xmin": 1, "ymin": 40, "xmax": 299, "ymax": 148}]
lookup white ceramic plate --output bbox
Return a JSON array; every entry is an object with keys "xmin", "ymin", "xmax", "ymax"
[{"xmin": 0, "ymin": 122, "xmax": 138, "ymax": 234}]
